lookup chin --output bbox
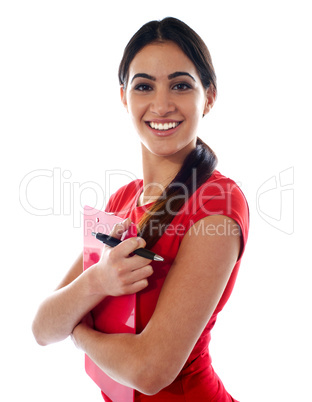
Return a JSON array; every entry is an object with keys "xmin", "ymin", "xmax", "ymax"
[{"xmin": 147, "ymin": 142, "xmax": 194, "ymax": 159}]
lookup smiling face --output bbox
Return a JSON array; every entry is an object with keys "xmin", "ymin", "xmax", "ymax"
[{"xmin": 121, "ymin": 41, "xmax": 215, "ymax": 160}]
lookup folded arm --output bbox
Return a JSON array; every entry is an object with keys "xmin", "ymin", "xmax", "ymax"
[
  {"xmin": 32, "ymin": 220, "xmax": 153, "ymax": 346},
  {"xmin": 72, "ymin": 215, "xmax": 241, "ymax": 395}
]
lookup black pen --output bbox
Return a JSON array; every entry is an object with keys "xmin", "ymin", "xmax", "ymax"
[{"xmin": 91, "ymin": 232, "xmax": 164, "ymax": 262}]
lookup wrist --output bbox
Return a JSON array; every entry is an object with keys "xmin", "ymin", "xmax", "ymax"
[
  {"xmin": 71, "ymin": 321, "xmax": 100, "ymax": 352},
  {"xmin": 86, "ymin": 263, "xmax": 108, "ymax": 296},
  {"xmin": 71, "ymin": 325, "xmax": 80, "ymax": 349},
  {"xmin": 71, "ymin": 322, "xmax": 86, "ymax": 350}
]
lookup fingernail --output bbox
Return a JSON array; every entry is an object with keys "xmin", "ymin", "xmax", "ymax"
[{"xmin": 137, "ymin": 237, "xmax": 145, "ymax": 247}]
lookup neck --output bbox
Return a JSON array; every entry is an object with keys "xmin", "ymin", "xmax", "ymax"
[{"xmin": 139, "ymin": 141, "xmax": 195, "ymax": 205}]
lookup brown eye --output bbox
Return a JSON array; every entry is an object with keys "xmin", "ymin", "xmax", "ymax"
[
  {"xmin": 135, "ymin": 84, "xmax": 153, "ymax": 91},
  {"xmin": 172, "ymin": 83, "xmax": 192, "ymax": 91}
]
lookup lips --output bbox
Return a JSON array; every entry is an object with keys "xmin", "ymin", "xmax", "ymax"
[
  {"xmin": 149, "ymin": 121, "xmax": 181, "ymax": 131},
  {"xmin": 145, "ymin": 120, "xmax": 182, "ymax": 136}
]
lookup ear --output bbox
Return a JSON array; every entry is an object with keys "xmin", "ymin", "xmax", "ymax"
[
  {"xmin": 120, "ymin": 85, "xmax": 128, "ymax": 111},
  {"xmin": 203, "ymin": 86, "xmax": 216, "ymax": 116}
]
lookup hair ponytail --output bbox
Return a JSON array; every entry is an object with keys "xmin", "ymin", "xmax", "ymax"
[
  {"xmin": 137, "ymin": 138, "xmax": 217, "ymax": 249},
  {"xmin": 119, "ymin": 17, "xmax": 218, "ymax": 248}
]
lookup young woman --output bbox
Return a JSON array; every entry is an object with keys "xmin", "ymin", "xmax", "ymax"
[{"xmin": 32, "ymin": 17, "xmax": 249, "ymax": 401}]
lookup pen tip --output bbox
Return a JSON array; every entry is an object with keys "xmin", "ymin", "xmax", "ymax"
[
  {"xmin": 154, "ymin": 254, "xmax": 164, "ymax": 262},
  {"xmin": 91, "ymin": 232, "xmax": 96, "ymax": 236}
]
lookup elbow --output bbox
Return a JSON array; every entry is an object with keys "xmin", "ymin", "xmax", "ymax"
[
  {"xmin": 32, "ymin": 317, "xmax": 55, "ymax": 346},
  {"xmin": 138, "ymin": 382, "xmax": 170, "ymax": 397},
  {"xmin": 31, "ymin": 310, "xmax": 66, "ymax": 346},
  {"xmin": 32, "ymin": 333, "xmax": 47, "ymax": 347},
  {"xmin": 136, "ymin": 371, "xmax": 176, "ymax": 396},
  {"xmin": 34, "ymin": 338, "xmax": 48, "ymax": 347},
  {"xmin": 133, "ymin": 359, "xmax": 178, "ymax": 395},
  {"xmin": 32, "ymin": 320, "xmax": 47, "ymax": 346}
]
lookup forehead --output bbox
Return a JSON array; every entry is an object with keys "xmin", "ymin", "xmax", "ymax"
[{"xmin": 128, "ymin": 41, "xmax": 199, "ymax": 79}]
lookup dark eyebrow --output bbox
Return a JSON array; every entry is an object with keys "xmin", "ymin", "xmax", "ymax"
[
  {"xmin": 130, "ymin": 73, "xmax": 156, "ymax": 84},
  {"xmin": 168, "ymin": 71, "xmax": 196, "ymax": 82},
  {"xmin": 130, "ymin": 71, "xmax": 196, "ymax": 84}
]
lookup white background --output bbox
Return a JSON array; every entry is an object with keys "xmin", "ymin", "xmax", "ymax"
[{"xmin": 1, "ymin": 1, "xmax": 311, "ymax": 401}]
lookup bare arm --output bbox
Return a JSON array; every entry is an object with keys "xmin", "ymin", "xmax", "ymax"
[
  {"xmin": 32, "ymin": 252, "xmax": 99, "ymax": 346},
  {"xmin": 32, "ymin": 220, "xmax": 153, "ymax": 346},
  {"xmin": 71, "ymin": 215, "xmax": 241, "ymax": 395}
]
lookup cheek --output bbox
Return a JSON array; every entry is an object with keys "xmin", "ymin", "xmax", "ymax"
[
  {"xmin": 127, "ymin": 95, "xmax": 147, "ymax": 118},
  {"xmin": 194, "ymin": 94, "xmax": 207, "ymax": 114},
  {"xmin": 183, "ymin": 93, "xmax": 205, "ymax": 117}
]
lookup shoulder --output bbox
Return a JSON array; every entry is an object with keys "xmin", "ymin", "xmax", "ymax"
[
  {"xmin": 105, "ymin": 179, "xmax": 143, "ymax": 213},
  {"xmin": 177, "ymin": 170, "xmax": 249, "ymax": 257},
  {"xmin": 198, "ymin": 169, "xmax": 247, "ymax": 199},
  {"xmin": 188, "ymin": 170, "xmax": 249, "ymax": 223}
]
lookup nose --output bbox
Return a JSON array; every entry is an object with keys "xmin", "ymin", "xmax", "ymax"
[{"xmin": 149, "ymin": 88, "xmax": 176, "ymax": 116}]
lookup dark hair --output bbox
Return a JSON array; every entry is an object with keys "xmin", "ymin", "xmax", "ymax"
[
  {"xmin": 118, "ymin": 17, "xmax": 218, "ymax": 249},
  {"xmin": 118, "ymin": 17, "xmax": 217, "ymax": 92}
]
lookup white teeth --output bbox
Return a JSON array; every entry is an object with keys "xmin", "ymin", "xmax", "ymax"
[{"xmin": 149, "ymin": 122, "xmax": 179, "ymax": 130}]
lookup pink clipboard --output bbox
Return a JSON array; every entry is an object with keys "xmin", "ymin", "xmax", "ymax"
[{"xmin": 83, "ymin": 205, "xmax": 136, "ymax": 402}]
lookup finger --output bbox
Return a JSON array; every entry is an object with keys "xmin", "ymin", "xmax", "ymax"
[
  {"xmin": 116, "ymin": 264, "xmax": 153, "ymax": 292},
  {"xmin": 110, "ymin": 236, "xmax": 146, "ymax": 260},
  {"xmin": 126, "ymin": 278, "xmax": 149, "ymax": 294},
  {"xmin": 122, "ymin": 253, "xmax": 152, "ymax": 271},
  {"xmin": 110, "ymin": 218, "xmax": 131, "ymax": 239},
  {"xmin": 129, "ymin": 264, "xmax": 154, "ymax": 283}
]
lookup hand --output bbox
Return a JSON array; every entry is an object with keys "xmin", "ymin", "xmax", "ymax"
[{"xmin": 91, "ymin": 219, "xmax": 154, "ymax": 297}]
